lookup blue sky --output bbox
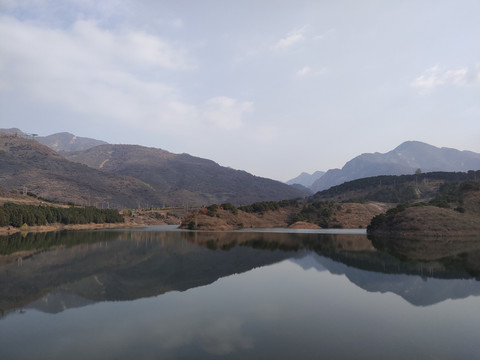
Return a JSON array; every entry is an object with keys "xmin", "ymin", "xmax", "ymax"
[{"xmin": 1, "ymin": 0, "xmax": 479, "ymax": 181}]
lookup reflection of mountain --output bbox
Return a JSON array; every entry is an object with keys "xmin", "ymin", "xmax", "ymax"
[
  {"xmin": 0, "ymin": 230, "xmax": 293, "ymax": 316},
  {"xmin": 292, "ymin": 253, "xmax": 480, "ymax": 306},
  {"xmin": 1, "ymin": 229, "xmax": 480, "ymax": 316},
  {"xmin": 27, "ymin": 291, "xmax": 94, "ymax": 314}
]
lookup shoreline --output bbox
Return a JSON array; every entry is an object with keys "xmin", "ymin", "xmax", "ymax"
[{"xmin": 0, "ymin": 222, "xmax": 142, "ymax": 236}]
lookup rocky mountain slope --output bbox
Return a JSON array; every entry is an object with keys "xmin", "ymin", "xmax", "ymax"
[
  {"xmin": 64, "ymin": 144, "xmax": 306, "ymax": 205},
  {"xmin": 0, "ymin": 132, "xmax": 305, "ymax": 207},
  {"xmin": 0, "ymin": 128, "xmax": 107, "ymax": 152},
  {"xmin": 37, "ymin": 132, "xmax": 107, "ymax": 152},
  {"xmin": 0, "ymin": 132, "xmax": 159, "ymax": 209},
  {"xmin": 310, "ymin": 141, "xmax": 480, "ymax": 192}
]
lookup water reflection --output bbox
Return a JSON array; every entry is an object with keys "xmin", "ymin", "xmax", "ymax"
[
  {"xmin": 0, "ymin": 228, "xmax": 480, "ymax": 359},
  {"xmin": 369, "ymin": 234, "xmax": 480, "ymax": 279},
  {"xmin": 1, "ymin": 228, "xmax": 479, "ymax": 317}
]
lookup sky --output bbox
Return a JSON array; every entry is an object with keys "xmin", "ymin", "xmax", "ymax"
[{"xmin": 1, "ymin": 0, "xmax": 479, "ymax": 182}]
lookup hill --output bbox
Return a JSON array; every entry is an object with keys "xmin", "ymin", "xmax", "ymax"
[
  {"xmin": 0, "ymin": 132, "xmax": 161, "ymax": 209},
  {"xmin": 180, "ymin": 170, "xmax": 479, "ymax": 231},
  {"xmin": 0, "ymin": 132, "xmax": 305, "ymax": 207},
  {"xmin": 311, "ymin": 171, "xmax": 479, "ymax": 203},
  {"xmin": 367, "ymin": 180, "xmax": 480, "ymax": 238},
  {"xmin": 310, "ymin": 141, "xmax": 480, "ymax": 192},
  {"xmin": 64, "ymin": 144, "xmax": 306, "ymax": 205},
  {"xmin": 179, "ymin": 199, "xmax": 390, "ymax": 231}
]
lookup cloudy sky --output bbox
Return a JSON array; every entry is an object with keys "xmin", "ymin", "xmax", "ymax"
[{"xmin": 1, "ymin": 0, "xmax": 479, "ymax": 181}]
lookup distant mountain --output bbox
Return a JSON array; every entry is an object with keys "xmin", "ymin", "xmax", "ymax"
[
  {"xmin": 1, "ymin": 130, "xmax": 306, "ymax": 206},
  {"xmin": 286, "ymin": 171, "xmax": 325, "ymax": 187},
  {"xmin": 311, "ymin": 141, "xmax": 480, "ymax": 192},
  {"xmin": 36, "ymin": 132, "xmax": 107, "ymax": 152},
  {"xmin": 288, "ymin": 183, "xmax": 313, "ymax": 195},
  {"xmin": 65, "ymin": 144, "xmax": 306, "ymax": 205},
  {"xmin": 0, "ymin": 128, "xmax": 107, "ymax": 152}
]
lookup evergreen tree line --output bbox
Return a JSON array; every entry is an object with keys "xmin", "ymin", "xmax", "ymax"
[
  {"xmin": 238, "ymin": 199, "xmax": 299, "ymax": 213},
  {"xmin": 0, "ymin": 203, "xmax": 124, "ymax": 227},
  {"xmin": 290, "ymin": 201, "xmax": 340, "ymax": 228},
  {"xmin": 313, "ymin": 170, "xmax": 480, "ymax": 200}
]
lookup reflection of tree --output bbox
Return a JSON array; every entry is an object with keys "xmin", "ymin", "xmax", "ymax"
[
  {"xmin": 0, "ymin": 230, "xmax": 121, "ymax": 255},
  {"xmin": 184, "ymin": 231, "xmax": 480, "ymax": 280},
  {"xmin": 370, "ymin": 234, "xmax": 480, "ymax": 280},
  {"xmin": 182, "ymin": 231, "xmax": 374, "ymax": 253}
]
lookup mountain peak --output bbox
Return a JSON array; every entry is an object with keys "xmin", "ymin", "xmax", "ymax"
[
  {"xmin": 37, "ymin": 132, "xmax": 108, "ymax": 152},
  {"xmin": 310, "ymin": 141, "xmax": 480, "ymax": 193},
  {"xmin": 392, "ymin": 140, "xmax": 437, "ymax": 152},
  {"xmin": 286, "ymin": 170, "xmax": 325, "ymax": 187}
]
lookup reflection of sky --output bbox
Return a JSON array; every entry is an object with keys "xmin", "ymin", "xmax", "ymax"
[{"xmin": 1, "ymin": 255, "xmax": 480, "ymax": 359}]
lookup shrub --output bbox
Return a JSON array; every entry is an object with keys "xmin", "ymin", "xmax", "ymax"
[
  {"xmin": 206, "ymin": 204, "xmax": 219, "ymax": 217},
  {"xmin": 221, "ymin": 203, "xmax": 238, "ymax": 214}
]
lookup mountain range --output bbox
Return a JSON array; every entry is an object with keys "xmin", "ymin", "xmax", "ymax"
[
  {"xmin": 0, "ymin": 130, "xmax": 305, "ymax": 207},
  {"xmin": 289, "ymin": 141, "xmax": 480, "ymax": 192},
  {"xmin": 2, "ymin": 128, "xmax": 480, "ymax": 208},
  {"xmin": 286, "ymin": 171, "xmax": 325, "ymax": 188},
  {"xmin": 63, "ymin": 143, "xmax": 306, "ymax": 206}
]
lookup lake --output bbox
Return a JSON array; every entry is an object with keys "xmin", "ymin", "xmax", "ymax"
[{"xmin": 1, "ymin": 226, "xmax": 480, "ymax": 359}]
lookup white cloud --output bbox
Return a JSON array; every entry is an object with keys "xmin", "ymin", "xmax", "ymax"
[
  {"xmin": 297, "ymin": 66, "xmax": 327, "ymax": 77},
  {"xmin": 202, "ymin": 97, "xmax": 253, "ymax": 129},
  {"xmin": 69, "ymin": 19, "xmax": 194, "ymax": 70},
  {"xmin": 297, "ymin": 66, "xmax": 312, "ymax": 76},
  {"xmin": 411, "ymin": 65, "xmax": 472, "ymax": 93},
  {"xmin": 273, "ymin": 26, "xmax": 308, "ymax": 50},
  {"xmin": 0, "ymin": 16, "xmax": 196, "ymax": 130}
]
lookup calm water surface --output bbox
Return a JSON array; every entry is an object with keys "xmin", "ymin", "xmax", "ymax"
[{"xmin": 1, "ymin": 226, "xmax": 479, "ymax": 359}]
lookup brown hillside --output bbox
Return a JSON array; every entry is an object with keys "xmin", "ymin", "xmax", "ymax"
[
  {"xmin": 180, "ymin": 202, "xmax": 389, "ymax": 231},
  {"xmin": 368, "ymin": 186, "xmax": 480, "ymax": 237},
  {"xmin": 0, "ymin": 132, "xmax": 160, "ymax": 209},
  {"xmin": 65, "ymin": 144, "xmax": 307, "ymax": 205}
]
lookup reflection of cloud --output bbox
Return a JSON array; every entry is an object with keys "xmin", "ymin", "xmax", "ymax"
[
  {"xmin": 199, "ymin": 316, "xmax": 254, "ymax": 355},
  {"xmin": 138, "ymin": 313, "xmax": 254, "ymax": 356}
]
